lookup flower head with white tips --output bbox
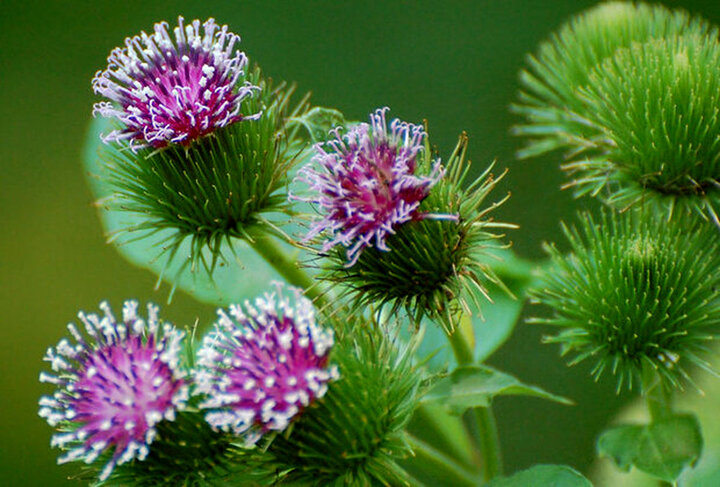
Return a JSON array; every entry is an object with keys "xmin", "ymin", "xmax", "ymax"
[
  {"xmin": 92, "ymin": 16, "xmax": 259, "ymax": 149},
  {"xmin": 195, "ymin": 283, "xmax": 338, "ymax": 445},
  {"xmin": 38, "ymin": 301, "xmax": 188, "ymax": 481},
  {"xmin": 295, "ymin": 107, "xmax": 446, "ymax": 266}
]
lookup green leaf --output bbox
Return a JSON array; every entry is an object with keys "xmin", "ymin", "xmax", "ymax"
[
  {"xmin": 83, "ymin": 116, "xmax": 301, "ymax": 305},
  {"xmin": 475, "ymin": 249, "xmax": 539, "ymax": 362},
  {"xmin": 597, "ymin": 414, "xmax": 703, "ymax": 482},
  {"xmin": 487, "ymin": 464, "xmax": 593, "ymax": 487},
  {"xmin": 287, "ymin": 106, "xmax": 346, "ymax": 143},
  {"xmin": 421, "ymin": 365, "xmax": 572, "ymax": 413}
]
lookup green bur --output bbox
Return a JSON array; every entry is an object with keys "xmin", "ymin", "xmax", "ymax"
[
  {"xmin": 252, "ymin": 314, "xmax": 422, "ymax": 486},
  {"xmin": 574, "ymin": 33, "xmax": 720, "ymax": 218},
  {"xmin": 95, "ymin": 411, "xmax": 252, "ymax": 487},
  {"xmin": 103, "ymin": 66, "xmax": 305, "ymax": 272},
  {"xmin": 530, "ymin": 210, "xmax": 720, "ymax": 391},
  {"xmin": 322, "ymin": 133, "xmax": 515, "ymax": 333},
  {"xmin": 513, "ymin": 1, "xmax": 712, "ymax": 159}
]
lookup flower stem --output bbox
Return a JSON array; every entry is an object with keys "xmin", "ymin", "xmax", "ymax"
[
  {"xmin": 641, "ymin": 366, "xmax": 675, "ymax": 487},
  {"xmin": 405, "ymin": 433, "xmax": 479, "ymax": 487},
  {"xmin": 245, "ymin": 230, "xmax": 326, "ymax": 306},
  {"xmin": 641, "ymin": 366, "xmax": 673, "ymax": 422},
  {"xmin": 447, "ymin": 315, "xmax": 503, "ymax": 482}
]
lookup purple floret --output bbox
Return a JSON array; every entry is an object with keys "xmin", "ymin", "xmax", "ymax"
[
  {"xmin": 295, "ymin": 107, "xmax": 446, "ymax": 266},
  {"xmin": 92, "ymin": 16, "xmax": 259, "ymax": 149},
  {"xmin": 38, "ymin": 301, "xmax": 188, "ymax": 481},
  {"xmin": 195, "ymin": 284, "xmax": 338, "ymax": 445}
]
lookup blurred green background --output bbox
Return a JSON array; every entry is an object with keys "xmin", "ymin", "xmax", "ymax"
[{"xmin": 2, "ymin": 1, "xmax": 719, "ymax": 485}]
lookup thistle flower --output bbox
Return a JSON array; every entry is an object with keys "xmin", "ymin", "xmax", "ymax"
[
  {"xmin": 195, "ymin": 284, "xmax": 338, "ymax": 444},
  {"xmin": 256, "ymin": 312, "xmax": 422, "ymax": 485},
  {"xmin": 297, "ymin": 115, "xmax": 513, "ymax": 330},
  {"xmin": 295, "ymin": 107, "xmax": 446, "ymax": 266},
  {"xmin": 92, "ymin": 17, "xmax": 258, "ymax": 149},
  {"xmin": 567, "ymin": 34, "xmax": 720, "ymax": 218},
  {"xmin": 512, "ymin": 2, "xmax": 712, "ymax": 159},
  {"xmin": 530, "ymin": 211, "xmax": 720, "ymax": 391},
  {"xmin": 38, "ymin": 301, "xmax": 189, "ymax": 481}
]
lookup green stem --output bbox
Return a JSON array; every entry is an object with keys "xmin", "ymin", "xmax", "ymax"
[
  {"xmin": 447, "ymin": 319, "xmax": 503, "ymax": 482},
  {"xmin": 641, "ymin": 367, "xmax": 674, "ymax": 487},
  {"xmin": 246, "ymin": 231, "xmax": 326, "ymax": 307},
  {"xmin": 405, "ymin": 433, "xmax": 479, "ymax": 487},
  {"xmin": 641, "ymin": 366, "xmax": 673, "ymax": 422}
]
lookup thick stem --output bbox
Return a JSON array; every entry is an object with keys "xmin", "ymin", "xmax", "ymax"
[
  {"xmin": 641, "ymin": 367, "xmax": 675, "ymax": 487},
  {"xmin": 405, "ymin": 433, "xmax": 479, "ymax": 487},
  {"xmin": 641, "ymin": 366, "xmax": 673, "ymax": 422},
  {"xmin": 245, "ymin": 231, "xmax": 326, "ymax": 307},
  {"xmin": 447, "ymin": 318, "xmax": 503, "ymax": 482}
]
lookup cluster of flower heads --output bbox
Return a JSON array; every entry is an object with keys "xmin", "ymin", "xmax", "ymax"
[
  {"xmin": 92, "ymin": 16, "xmax": 259, "ymax": 149},
  {"xmin": 38, "ymin": 301, "xmax": 189, "ymax": 481},
  {"xmin": 195, "ymin": 283, "xmax": 338, "ymax": 445},
  {"xmin": 295, "ymin": 107, "xmax": 448, "ymax": 265},
  {"xmin": 38, "ymin": 286, "xmax": 337, "ymax": 480}
]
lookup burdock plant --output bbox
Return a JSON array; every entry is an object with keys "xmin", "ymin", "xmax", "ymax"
[
  {"xmin": 92, "ymin": 17, "xmax": 316, "ymax": 287},
  {"xmin": 295, "ymin": 108, "xmax": 514, "ymax": 331},
  {"xmin": 38, "ymin": 3, "xmax": 720, "ymax": 487}
]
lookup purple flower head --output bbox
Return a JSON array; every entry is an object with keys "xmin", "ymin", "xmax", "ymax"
[
  {"xmin": 38, "ymin": 301, "xmax": 188, "ymax": 481},
  {"xmin": 295, "ymin": 107, "xmax": 446, "ymax": 266},
  {"xmin": 195, "ymin": 283, "xmax": 338, "ymax": 445},
  {"xmin": 92, "ymin": 16, "xmax": 259, "ymax": 149}
]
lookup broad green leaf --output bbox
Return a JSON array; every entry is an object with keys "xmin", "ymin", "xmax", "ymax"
[
  {"xmin": 83, "ymin": 116, "xmax": 308, "ymax": 306},
  {"xmin": 597, "ymin": 414, "xmax": 703, "ymax": 482},
  {"xmin": 413, "ymin": 249, "xmax": 539, "ymax": 369},
  {"xmin": 487, "ymin": 464, "xmax": 593, "ymax": 487},
  {"xmin": 421, "ymin": 365, "xmax": 572, "ymax": 413},
  {"xmin": 475, "ymin": 249, "xmax": 539, "ymax": 362}
]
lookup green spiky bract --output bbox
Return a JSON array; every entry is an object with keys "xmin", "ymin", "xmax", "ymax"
[
  {"xmin": 321, "ymin": 133, "xmax": 514, "ymax": 332},
  {"xmin": 531, "ymin": 210, "xmax": 720, "ymax": 392},
  {"xmin": 512, "ymin": 1, "xmax": 712, "ymax": 159},
  {"xmin": 94, "ymin": 410, "xmax": 256, "ymax": 487},
  {"xmin": 567, "ymin": 33, "xmax": 720, "ymax": 219},
  {"xmin": 101, "ymin": 66, "xmax": 310, "ymax": 273},
  {"xmin": 252, "ymin": 312, "xmax": 422, "ymax": 486}
]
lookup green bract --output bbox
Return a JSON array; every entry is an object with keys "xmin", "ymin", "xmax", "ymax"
[
  {"xmin": 101, "ymin": 66, "xmax": 308, "ymax": 272},
  {"xmin": 321, "ymin": 134, "xmax": 514, "ymax": 332},
  {"xmin": 531, "ymin": 211, "xmax": 720, "ymax": 391},
  {"xmin": 255, "ymin": 314, "xmax": 422, "ymax": 486},
  {"xmin": 571, "ymin": 34, "xmax": 720, "ymax": 218},
  {"xmin": 513, "ymin": 1, "xmax": 711, "ymax": 159},
  {"xmin": 96, "ymin": 411, "xmax": 249, "ymax": 487}
]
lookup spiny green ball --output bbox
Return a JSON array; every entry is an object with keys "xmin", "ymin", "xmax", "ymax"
[
  {"xmin": 322, "ymin": 134, "xmax": 512, "ymax": 332},
  {"xmin": 531, "ymin": 210, "xmax": 720, "ymax": 391},
  {"xmin": 95, "ymin": 411, "xmax": 250, "ymax": 487},
  {"xmin": 513, "ymin": 1, "xmax": 712, "ymax": 159},
  {"xmin": 575, "ymin": 34, "xmax": 720, "ymax": 217},
  {"xmin": 257, "ymin": 316, "xmax": 422, "ymax": 486},
  {"xmin": 103, "ymin": 66, "xmax": 302, "ymax": 267}
]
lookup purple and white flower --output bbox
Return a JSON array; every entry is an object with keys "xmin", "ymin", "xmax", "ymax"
[
  {"xmin": 92, "ymin": 17, "xmax": 259, "ymax": 149},
  {"xmin": 38, "ymin": 301, "xmax": 188, "ymax": 481},
  {"xmin": 295, "ymin": 107, "xmax": 447, "ymax": 266},
  {"xmin": 195, "ymin": 284, "xmax": 338, "ymax": 445}
]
